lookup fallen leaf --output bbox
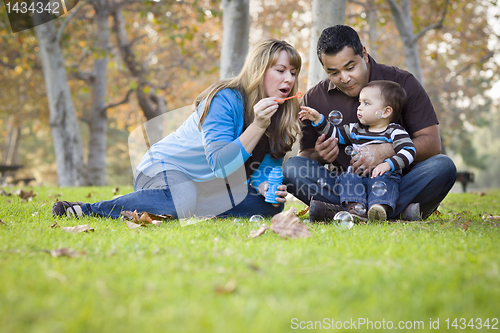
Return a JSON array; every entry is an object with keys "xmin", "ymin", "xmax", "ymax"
[
  {"xmin": 0, "ymin": 219, "xmax": 6, "ymax": 225},
  {"xmin": 462, "ymin": 220, "xmax": 470, "ymax": 231},
  {"xmin": 14, "ymin": 189, "xmax": 37, "ymax": 201},
  {"xmin": 50, "ymin": 222, "xmax": 59, "ymax": 228},
  {"xmin": 86, "ymin": 193, "xmax": 92, "ymax": 198},
  {"xmin": 270, "ymin": 207, "xmax": 311, "ymax": 239},
  {"xmin": 44, "ymin": 248, "xmax": 86, "ymax": 257},
  {"xmin": 0, "ymin": 189, "xmax": 12, "ymax": 196},
  {"xmin": 126, "ymin": 220, "xmax": 146, "ymax": 229},
  {"xmin": 121, "ymin": 210, "xmax": 173, "ymax": 223},
  {"xmin": 61, "ymin": 224, "xmax": 95, "ymax": 233},
  {"xmin": 247, "ymin": 263, "xmax": 262, "ymax": 273},
  {"xmin": 214, "ymin": 279, "xmax": 237, "ymax": 294},
  {"xmin": 112, "ymin": 187, "xmax": 120, "ymax": 195},
  {"xmin": 151, "ymin": 220, "xmax": 162, "ymax": 226},
  {"xmin": 249, "ymin": 225, "xmax": 269, "ymax": 238},
  {"xmin": 295, "ymin": 206, "xmax": 310, "ymax": 217},
  {"xmin": 139, "ymin": 212, "xmax": 153, "ymax": 224},
  {"xmin": 478, "ymin": 192, "xmax": 486, "ymax": 196}
]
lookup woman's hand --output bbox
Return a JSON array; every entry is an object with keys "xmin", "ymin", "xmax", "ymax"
[
  {"xmin": 258, "ymin": 181, "xmax": 288, "ymax": 207},
  {"xmin": 253, "ymin": 97, "xmax": 279, "ymax": 129}
]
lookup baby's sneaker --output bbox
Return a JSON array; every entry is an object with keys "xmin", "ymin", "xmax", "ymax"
[{"xmin": 368, "ymin": 204, "xmax": 387, "ymax": 222}]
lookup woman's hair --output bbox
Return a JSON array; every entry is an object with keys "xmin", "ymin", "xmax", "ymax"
[{"xmin": 194, "ymin": 39, "xmax": 302, "ymax": 158}]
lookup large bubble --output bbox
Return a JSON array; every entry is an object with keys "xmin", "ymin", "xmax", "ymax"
[
  {"xmin": 334, "ymin": 211, "xmax": 354, "ymax": 229},
  {"xmin": 328, "ymin": 110, "xmax": 343, "ymax": 125},
  {"xmin": 372, "ymin": 181, "xmax": 387, "ymax": 196}
]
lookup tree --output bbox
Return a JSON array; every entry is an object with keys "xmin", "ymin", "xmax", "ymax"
[
  {"xmin": 34, "ymin": 20, "xmax": 87, "ymax": 186},
  {"xmin": 220, "ymin": 0, "xmax": 250, "ymax": 79}
]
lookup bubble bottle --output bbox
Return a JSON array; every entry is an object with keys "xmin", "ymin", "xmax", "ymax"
[{"xmin": 265, "ymin": 167, "xmax": 283, "ymax": 204}]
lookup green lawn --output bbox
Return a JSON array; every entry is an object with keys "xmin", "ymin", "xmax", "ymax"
[{"xmin": 1, "ymin": 186, "xmax": 500, "ymax": 332}]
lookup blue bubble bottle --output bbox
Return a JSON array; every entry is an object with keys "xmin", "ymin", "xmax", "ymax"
[{"xmin": 265, "ymin": 167, "xmax": 283, "ymax": 204}]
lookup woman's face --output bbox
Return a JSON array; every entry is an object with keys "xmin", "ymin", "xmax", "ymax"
[{"xmin": 263, "ymin": 50, "xmax": 297, "ymax": 103}]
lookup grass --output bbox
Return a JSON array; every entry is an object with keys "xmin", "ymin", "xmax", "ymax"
[{"xmin": 1, "ymin": 186, "xmax": 500, "ymax": 332}]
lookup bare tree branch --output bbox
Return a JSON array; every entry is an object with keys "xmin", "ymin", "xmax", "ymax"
[
  {"xmin": 56, "ymin": 0, "xmax": 89, "ymax": 43},
  {"xmin": 413, "ymin": 0, "xmax": 450, "ymax": 42},
  {"xmin": 100, "ymin": 88, "xmax": 135, "ymax": 114}
]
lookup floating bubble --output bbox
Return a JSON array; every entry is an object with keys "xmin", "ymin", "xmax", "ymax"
[
  {"xmin": 328, "ymin": 110, "xmax": 343, "ymax": 125},
  {"xmin": 345, "ymin": 145, "xmax": 354, "ymax": 156},
  {"xmin": 249, "ymin": 215, "xmax": 265, "ymax": 224},
  {"xmin": 353, "ymin": 203, "xmax": 367, "ymax": 216},
  {"xmin": 233, "ymin": 218, "xmax": 241, "ymax": 223},
  {"xmin": 375, "ymin": 110, "xmax": 384, "ymax": 119},
  {"xmin": 333, "ymin": 211, "xmax": 354, "ymax": 229},
  {"xmin": 317, "ymin": 178, "xmax": 327, "ymax": 187},
  {"xmin": 372, "ymin": 181, "xmax": 387, "ymax": 196}
]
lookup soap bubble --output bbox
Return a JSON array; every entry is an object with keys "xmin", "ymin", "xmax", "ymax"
[
  {"xmin": 345, "ymin": 145, "xmax": 354, "ymax": 156},
  {"xmin": 249, "ymin": 215, "xmax": 265, "ymax": 224},
  {"xmin": 328, "ymin": 110, "xmax": 343, "ymax": 125},
  {"xmin": 372, "ymin": 181, "xmax": 387, "ymax": 196},
  {"xmin": 233, "ymin": 218, "xmax": 241, "ymax": 223},
  {"xmin": 375, "ymin": 110, "xmax": 384, "ymax": 119},
  {"xmin": 353, "ymin": 203, "xmax": 367, "ymax": 216},
  {"xmin": 317, "ymin": 178, "xmax": 327, "ymax": 187},
  {"xmin": 333, "ymin": 211, "xmax": 354, "ymax": 229}
]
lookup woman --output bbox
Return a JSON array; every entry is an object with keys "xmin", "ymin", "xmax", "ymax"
[{"xmin": 52, "ymin": 39, "xmax": 302, "ymax": 220}]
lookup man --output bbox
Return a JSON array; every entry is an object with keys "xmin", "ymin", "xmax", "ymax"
[{"xmin": 283, "ymin": 25, "xmax": 457, "ymax": 221}]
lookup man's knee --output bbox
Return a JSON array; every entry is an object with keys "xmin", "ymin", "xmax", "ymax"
[{"xmin": 429, "ymin": 154, "xmax": 457, "ymax": 182}]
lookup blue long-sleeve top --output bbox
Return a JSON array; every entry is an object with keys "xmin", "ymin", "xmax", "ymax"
[{"xmin": 136, "ymin": 88, "xmax": 281, "ymax": 191}]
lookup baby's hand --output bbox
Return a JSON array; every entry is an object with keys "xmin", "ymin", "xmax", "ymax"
[
  {"xmin": 299, "ymin": 106, "xmax": 321, "ymax": 124},
  {"xmin": 371, "ymin": 162, "xmax": 391, "ymax": 178}
]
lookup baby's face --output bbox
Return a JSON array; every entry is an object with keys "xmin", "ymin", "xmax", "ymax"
[{"xmin": 357, "ymin": 86, "xmax": 387, "ymax": 126}]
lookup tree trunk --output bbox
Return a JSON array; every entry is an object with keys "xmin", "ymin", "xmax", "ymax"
[
  {"xmin": 112, "ymin": 7, "xmax": 166, "ymax": 144},
  {"xmin": 307, "ymin": 0, "xmax": 347, "ymax": 90},
  {"xmin": 87, "ymin": 0, "xmax": 110, "ymax": 186},
  {"xmin": 220, "ymin": 0, "xmax": 250, "ymax": 79},
  {"xmin": 34, "ymin": 20, "xmax": 87, "ymax": 186},
  {"xmin": 386, "ymin": 0, "xmax": 424, "ymax": 84}
]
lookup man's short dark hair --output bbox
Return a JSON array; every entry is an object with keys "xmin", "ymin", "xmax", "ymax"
[
  {"xmin": 365, "ymin": 80, "xmax": 407, "ymax": 121},
  {"xmin": 317, "ymin": 25, "xmax": 364, "ymax": 65}
]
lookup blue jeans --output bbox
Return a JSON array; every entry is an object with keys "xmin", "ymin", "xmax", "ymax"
[
  {"xmin": 336, "ymin": 172, "xmax": 401, "ymax": 215},
  {"xmin": 81, "ymin": 170, "xmax": 283, "ymax": 219},
  {"xmin": 282, "ymin": 154, "xmax": 457, "ymax": 219}
]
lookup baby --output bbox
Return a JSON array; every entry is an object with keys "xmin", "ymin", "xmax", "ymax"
[{"xmin": 299, "ymin": 80, "xmax": 416, "ymax": 221}]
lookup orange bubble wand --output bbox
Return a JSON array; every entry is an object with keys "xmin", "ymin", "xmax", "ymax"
[{"xmin": 275, "ymin": 92, "xmax": 303, "ymax": 103}]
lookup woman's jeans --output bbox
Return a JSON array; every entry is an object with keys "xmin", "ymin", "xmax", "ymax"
[
  {"xmin": 81, "ymin": 170, "xmax": 283, "ymax": 219},
  {"xmin": 282, "ymin": 154, "xmax": 457, "ymax": 219},
  {"xmin": 336, "ymin": 172, "xmax": 402, "ymax": 215}
]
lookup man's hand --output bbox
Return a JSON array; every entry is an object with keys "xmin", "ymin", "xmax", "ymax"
[
  {"xmin": 314, "ymin": 134, "xmax": 339, "ymax": 164},
  {"xmin": 351, "ymin": 143, "xmax": 394, "ymax": 177}
]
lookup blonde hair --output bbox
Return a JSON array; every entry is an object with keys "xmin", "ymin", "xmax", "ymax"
[{"xmin": 195, "ymin": 39, "xmax": 302, "ymax": 158}]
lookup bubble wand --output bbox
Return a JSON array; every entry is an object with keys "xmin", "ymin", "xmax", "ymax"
[{"xmin": 275, "ymin": 92, "xmax": 303, "ymax": 103}]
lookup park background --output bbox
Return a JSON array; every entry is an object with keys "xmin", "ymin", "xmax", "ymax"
[{"xmin": 0, "ymin": 0, "xmax": 500, "ymax": 191}]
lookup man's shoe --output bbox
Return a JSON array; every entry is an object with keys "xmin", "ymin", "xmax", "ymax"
[
  {"xmin": 309, "ymin": 198, "xmax": 343, "ymax": 222},
  {"xmin": 52, "ymin": 201, "xmax": 83, "ymax": 218},
  {"xmin": 400, "ymin": 203, "xmax": 421, "ymax": 221},
  {"xmin": 368, "ymin": 204, "xmax": 387, "ymax": 222}
]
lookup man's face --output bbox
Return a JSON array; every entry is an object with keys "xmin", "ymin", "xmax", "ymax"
[{"xmin": 321, "ymin": 46, "xmax": 370, "ymax": 98}]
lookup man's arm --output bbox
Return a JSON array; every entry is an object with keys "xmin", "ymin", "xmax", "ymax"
[{"xmin": 411, "ymin": 124, "xmax": 441, "ymax": 163}]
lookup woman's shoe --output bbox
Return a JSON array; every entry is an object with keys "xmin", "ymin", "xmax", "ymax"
[{"xmin": 52, "ymin": 201, "xmax": 83, "ymax": 218}]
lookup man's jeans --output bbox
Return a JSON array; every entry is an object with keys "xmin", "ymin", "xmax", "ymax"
[
  {"xmin": 81, "ymin": 170, "xmax": 283, "ymax": 219},
  {"xmin": 282, "ymin": 154, "xmax": 457, "ymax": 219},
  {"xmin": 336, "ymin": 172, "xmax": 402, "ymax": 216}
]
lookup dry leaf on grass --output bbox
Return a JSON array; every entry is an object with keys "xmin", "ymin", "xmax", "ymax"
[
  {"xmin": 112, "ymin": 187, "xmax": 119, "ymax": 195},
  {"xmin": 126, "ymin": 220, "xmax": 147, "ymax": 229},
  {"xmin": 249, "ymin": 225, "xmax": 269, "ymax": 238},
  {"xmin": 483, "ymin": 214, "xmax": 500, "ymax": 220},
  {"xmin": 0, "ymin": 189, "xmax": 12, "ymax": 196},
  {"xmin": 44, "ymin": 248, "xmax": 86, "ymax": 257},
  {"xmin": 214, "ymin": 279, "xmax": 237, "ymax": 294},
  {"xmin": 13, "ymin": 189, "xmax": 37, "ymax": 201},
  {"xmin": 61, "ymin": 224, "xmax": 95, "ymax": 233},
  {"xmin": 121, "ymin": 210, "xmax": 173, "ymax": 225},
  {"xmin": 271, "ymin": 207, "xmax": 311, "ymax": 239},
  {"xmin": 50, "ymin": 222, "xmax": 59, "ymax": 229},
  {"xmin": 462, "ymin": 220, "xmax": 471, "ymax": 231},
  {"xmin": 0, "ymin": 219, "xmax": 6, "ymax": 225},
  {"xmin": 295, "ymin": 206, "xmax": 310, "ymax": 217}
]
